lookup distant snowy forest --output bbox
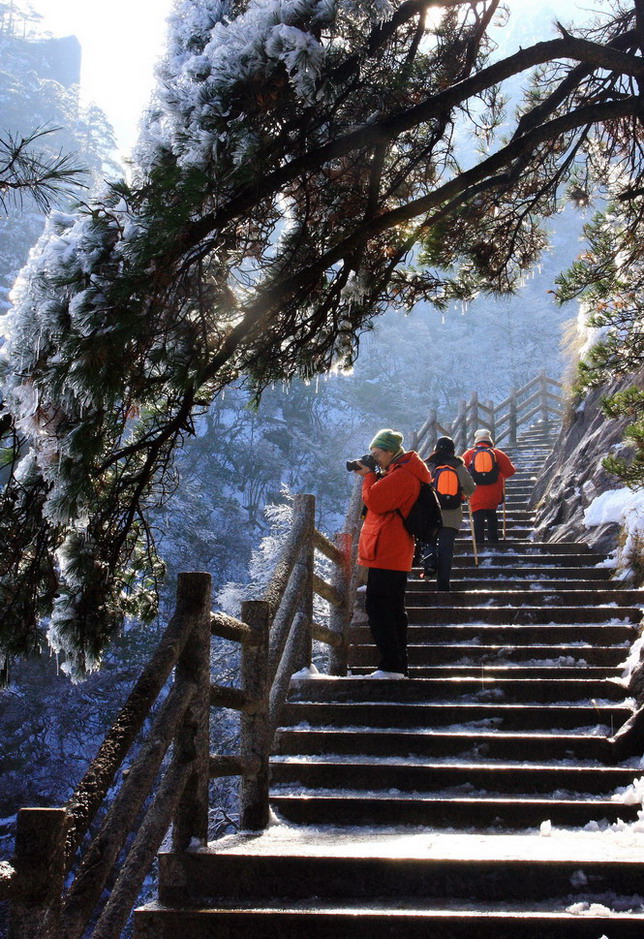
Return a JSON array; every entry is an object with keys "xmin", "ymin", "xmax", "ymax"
[{"xmin": 0, "ymin": 0, "xmax": 595, "ymax": 914}]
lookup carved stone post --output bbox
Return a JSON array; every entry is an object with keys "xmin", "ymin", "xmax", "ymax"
[
  {"xmin": 239, "ymin": 599, "xmax": 271, "ymax": 830},
  {"xmin": 172, "ymin": 571, "xmax": 212, "ymax": 851},
  {"xmin": 9, "ymin": 807, "xmax": 67, "ymax": 939}
]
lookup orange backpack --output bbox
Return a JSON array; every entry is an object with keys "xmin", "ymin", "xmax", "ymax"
[
  {"xmin": 432, "ymin": 464, "xmax": 462, "ymax": 509},
  {"xmin": 470, "ymin": 446, "xmax": 499, "ymax": 484}
]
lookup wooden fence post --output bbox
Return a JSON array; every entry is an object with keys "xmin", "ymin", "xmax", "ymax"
[
  {"xmin": 294, "ymin": 494, "xmax": 315, "ymax": 673},
  {"xmin": 509, "ymin": 387, "xmax": 518, "ymax": 447},
  {"xmin": 539, "ymin": 369, "xmax": 550, "ymax": 429},
  {"xmin": 469, "ymin": 392, "xmax": 479, "ymax": 439},
  {"xmin": 486, "ymin": 399, "xmax": 495, "ymax": 442},
  {"xmin": 329, "ymin": 532, "xmax": 353, "ymax": 676},
  {"xmin": 9, "ymin": 808, "xmax": 67, "ymax": 939},
  {"xmin": 427, "ymin": 409, "xmax": 438, "ymax": 450},
  {"xmin": 172, "ymin": 571, "xmax": 212, "ymax": 851},
  {"xmin": 453, "ymin": 399, "xmax": 467, "ymax": 453},
  {"xmin": 239, "ymin": 599, "xmax": 271, "ymax": 830}
]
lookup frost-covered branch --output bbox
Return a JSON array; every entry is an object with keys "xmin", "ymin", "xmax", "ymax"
[
  {"xmin": 0, "ymin": 127, "xmax": 85, "ymax": 212},
  {"xmin": 3, "ymin": 0, "xmax": 644, "ymax": 669}
]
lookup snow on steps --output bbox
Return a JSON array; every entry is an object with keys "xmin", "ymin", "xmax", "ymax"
[{"xmin": 134, "ymin": 424, "xmax": 644, "ymax": 937}]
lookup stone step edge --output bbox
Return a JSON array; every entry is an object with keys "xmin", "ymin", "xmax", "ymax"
[
  {"xmin": 269, "ymin": 792, "xmax": 636, "ymax": 809},
  {"xmin": 135, "ymin": 902, "xmax": 644, "ymax": 922}
]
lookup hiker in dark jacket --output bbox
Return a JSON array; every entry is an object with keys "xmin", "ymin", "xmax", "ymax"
[{"xmin": 425, "ymin": 436, "xmax": 475, "ymax": 592}]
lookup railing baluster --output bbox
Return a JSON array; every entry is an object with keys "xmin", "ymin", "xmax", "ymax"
[
  {"xmin": 485, "ymin": 399, "xmax": 495, "ymax": 441},
  {"xmin": 172, "ymin": 572, "xmax": 212, "ymax": 852},
  {"xmin": 454, "ymin": 399, "xmax": 467, "ymax": 453},
  {"xmin": 239, "ymin": 599, "xmax": 271, "ymax": 830},
  {"xmin": 329, "ymin": 532, "xmax": 353, "ymax": 676},
  {"xmin": 9, "ymin": 808, "xmax": 67, "ymax": 939},
  {"xmin": 539, "ymin": 369, "xmax": 550, "ymax": 428},
  {"xmin": 509, "ymin": 386, "xmax": 518, "ymax": 447},
  {"xmin": 467, "ymin": 391, "xmax": 479, "ymax": 441}
]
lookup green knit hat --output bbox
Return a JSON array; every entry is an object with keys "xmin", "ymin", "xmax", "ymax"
[{"xmin": 369, "ymin": 428, "xmax": 404, "ymax": 454}]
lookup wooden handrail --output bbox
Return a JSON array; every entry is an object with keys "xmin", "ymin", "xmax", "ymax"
[
  {"xmin": 211, "ymin": 610, "xmax": 258, "ymax": 644},
  {"xmin": 60, "ymin": 679, "xmax": 197, "ymax": 939},
  {"xmin": 312, "ymin": 528, "xmax": 345, "ymax": 564},
  {"xmin": 210, "ymin": 682, "xmax": 258, "ymax": 712},
  {"xmin": 412, "ymin": 373, "xmax": 563, "ymax": 454},
  {"xmin": 63, "ymin": 572, "xmax": 210, "ymax": 866},
  {"xmin": 7, "ymin": 573, "xmax": 212, "ymax": 939}
]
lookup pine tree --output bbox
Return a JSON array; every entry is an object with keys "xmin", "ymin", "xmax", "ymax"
[{"xmin": 3, "ymin": 0, "xmax": 644, "ymax": 671}]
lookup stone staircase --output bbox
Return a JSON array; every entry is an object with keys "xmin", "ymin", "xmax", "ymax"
[{"xmin": 135, "ymin": 424, "xmax": 644, "ymax": 937}]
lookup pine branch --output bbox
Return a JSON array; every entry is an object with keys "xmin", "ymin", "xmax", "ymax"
[{"xmin": 0, "ymin": 127, "xmax": 86, "ymax": 211}]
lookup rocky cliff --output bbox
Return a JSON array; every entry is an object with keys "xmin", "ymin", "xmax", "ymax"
[{"xmin": 531, "ymin": 373, "xmax": 641, "ymax": 556}]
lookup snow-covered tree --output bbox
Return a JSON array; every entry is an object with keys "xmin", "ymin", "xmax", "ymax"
[
  {"xmin": 0, "ymin": 2, "xmax": 119, "ymax": 313},
  {"xmin": 2, "ymin": 0, "xmax": 644, "ymax": 671}
]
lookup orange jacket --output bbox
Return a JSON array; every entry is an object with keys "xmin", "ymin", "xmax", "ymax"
[
  {"xmin": 358, "ymin": 451, "xmax": 431, "ymax": 571},
  {"xmin": 462, "ymin": 445, "xmax": 516, "ymax": 511}
]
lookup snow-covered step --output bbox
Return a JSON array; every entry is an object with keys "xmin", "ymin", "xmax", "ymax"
[
  {"xmin": 405, "ymin": 604, "xmax": 640, "ymax": 623},
  {"xmin": 406, "ymin": 587, "xmax": 644, "ymax": 607},
  {"xmin": 443, "ymin": 541, "xmax": 594, "ymax": 554},
  {"xmin": 274, "ymin": 727, "xmax": 615, "ymax": 762},
  {"xmin": 442, "ymin": 578, "xmax": 614, "ymax": 590},
  {"xmin": 268, "ymin": 791, "xmax": 640, "ymax": 829},
  {"xmin": 270, "ymin": 757, "xmax": 637, "ymax": 796},
  {"xmin": 355, "ymin": 642, "xmax": 627, "ymax": 666},
  {"xmin": 349, "ymin": 648, "xmax": 628, "ymax": 675},
  {"xmin": 135, "ymin": 901, "xmax": 644, "ymax": 939},
  {"xmin": 352, "ymin": 624, "xmax": 636, "ymax": 649},
  {"xmin": 279, "ymin": 700, "xmax": 631, "ymax": 733},
  {"xmin": 348, "ymin": 663, "xmax": 624, "ymax": 680},
  {"xmin": 152, "ymin": 828, "xmax": 644, "ymax": 903},
  {"xmin": 439, "ymin": 567, "xmax": 613, "ymax": 581},
  {"xmin": 451, "ymin": 552, "xmax": 607, "ymax": 566},
  {"xmin": 288, "ymin": 675, "xmax": 629, "ymax": 705}
]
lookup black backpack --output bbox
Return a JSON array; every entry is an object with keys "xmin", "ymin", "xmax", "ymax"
[
  {"xmin": 469, "ymin": 446, "xmax": 499, "ymax": 484},
  {"xmin": 397, "ymin": 481, "xmax": 442, "ymax": 544},
  {"xmin": 432, "ymin": 463, "xmax": 462, "ymax": 510}
]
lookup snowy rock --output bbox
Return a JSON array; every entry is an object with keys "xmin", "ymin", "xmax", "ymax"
[{"xmin": 532, "ymin": 374, "xmax": 640, "ymax": 555}]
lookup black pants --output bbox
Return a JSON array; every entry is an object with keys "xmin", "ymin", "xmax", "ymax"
[
  {"xmin": 365, "ymin": 568, "xmax": 408, "ymax": 675},
  {"xmin": 473, "ymin": 508, "xmax": 499, "ymax": 545},
  {"xmin": 436, "ymin": 526, "xmax": 457, "ymax": 591}
]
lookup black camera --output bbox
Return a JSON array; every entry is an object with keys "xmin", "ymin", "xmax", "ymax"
[{"xmin": 346, "ymin": 453, "xmax": 378, "ymax": 473}]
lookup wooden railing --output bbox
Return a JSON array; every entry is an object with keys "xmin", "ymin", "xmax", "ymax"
[
  {"xmin": 1, "ymin": 494, "xmax": 355, "ymax": 938},
  {"xmin": 409, "ymin": 371, "xmax": 564, "ymax": 458}
]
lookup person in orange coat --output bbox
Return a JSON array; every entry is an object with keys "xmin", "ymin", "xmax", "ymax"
[
  {"xmin": 353, "ymin": 428, "xmax": 431, "ymax": 679},
  {"xmin": 463, "ymin": 428, "xmax": 516, "ymax": 547}
]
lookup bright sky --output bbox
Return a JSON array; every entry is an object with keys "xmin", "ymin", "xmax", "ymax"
[{"xmin": 37, "ymin": 0, "xmax": 175, "ymax": 157}]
